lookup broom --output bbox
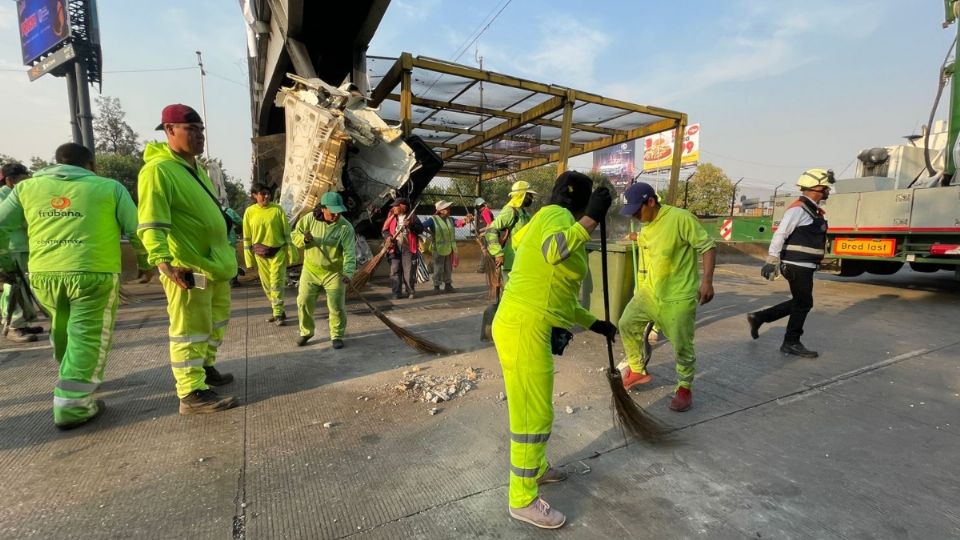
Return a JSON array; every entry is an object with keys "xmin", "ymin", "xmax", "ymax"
[
  {"xmin": 351, "ymin": 200, "xmax": 423, "ymax": 291},
  {"xmin": 599, "ymin": 218, "xmax": 666, "ymax": 441},
  {"xmin": 452, "ymin": 185, "xmax": 498, "ymax": 299},
  {"xmin": 347, "ymin": 281, "xmax": 452, "ymax": 355}
]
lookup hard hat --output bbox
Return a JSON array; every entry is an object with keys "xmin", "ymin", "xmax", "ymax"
[
  {"xmin": 510, "ymin": 180, "xmax": 537, "ymax": 195},
  {"xmin": 796, "ymin": 168, "xmax": 835, "ymax": 189},
  {"xmin": 474, "ymin": 197, "xmax": 486, "ymax": 206}
]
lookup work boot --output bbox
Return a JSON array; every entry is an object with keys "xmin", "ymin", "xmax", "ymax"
[
  {"xmin": 331, "ymin": 339, "xmax": 344, "ymax": 350},
  {"xmin": 747, "ymin": 313, "xmax": 762, "ymax": 340},
  {"xmin": 408, "ymin": 291, "xmax": 416, "ymax": 299},
  {"xmin": 444, "ymin": 284, "xmax": 456, "ymax": 293},
  {"xmin": 537, "ymin": 465, "xmax": 568, "ymax": 485},
  {"xmin": 296, "ymin": 335, "xmax": 312, "ymax": 347},
  {"xmin": 780, "ymin": 341, "xmax": 819, "ymax": 358},
  {"xmin": 509, "ymin": 497, "xmax": 566, "ymax": 529},
  {"xmin": 179, "ymin": 389, "xmax": 237, "ymax": 415},
  {"xmin": 434, "ymin": 286, "xmax": 441, "ymax": 294},
  {"xmin": 622, "ymin": 366, "xmax": 653, "ymax": 390},
  {"xmin": 5, "ymin": 328, "xmax": 37, "ymax": 343},
  {"xmin": 266, "ymin": 315, "xmax": 277, "ymax": 322},
  {"xmin": 670, "ymin": 387, "xmax": 692, "ymax": 412},
  {"xmin": 275, "ymin": 313, "xmax": 287, "ymax": 327},
  {"xmin": 56, "ymin": 399, "xmax": 106, "ymax": 431},
  {"xmin": 23, "ymin": 326, "xmax": 44, "ymax": 335},
  {"xmin": 204, "ymin": 366, "xmax": 234, "ymax": 386}
]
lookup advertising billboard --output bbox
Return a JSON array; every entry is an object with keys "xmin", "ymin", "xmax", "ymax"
[
  {"xmin": 18, "ymin": 0, "xmax": 71, "ymax": 65},
  {"xmin": 592, "ymin": 141, "xmax": 636, "ymax": 191},
  {"xmin": 642, "ymin": 123, "xmax": 700, "ymax": 172}
]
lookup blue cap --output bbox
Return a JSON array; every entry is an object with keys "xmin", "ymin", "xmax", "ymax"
[{"xmin": 620, "ymin": 182, "xmax": 657, "ymax": 216}]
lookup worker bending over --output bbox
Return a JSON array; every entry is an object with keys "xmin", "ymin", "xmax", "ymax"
[{"xmin": 243, "ymin": 183, "xmax": 298, "ymax": 326}]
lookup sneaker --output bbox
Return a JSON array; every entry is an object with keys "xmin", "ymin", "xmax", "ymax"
[
  {"xmin": 204, "ymin": 366, "xmax": 234, "ymax": 386},
  {"xmin": 275, "ymin": 313, "xmax": 287, "ymax": 327},
  {"xmin": 508, "ymin": 497, "xmax": 566, "ymax": 529},
  {"xmin": 296, "ymin": 335, "xmax": 312, "ymax": 347},
  {"xmin": 56, "ymin": 399, "xmax": 106, "ymax": 430},
  {"xmin": 670, "ymin": 387, "xmax": 692, "ymax": 412},
  {"xmin": 780, "ymin": 341, "xmax": 818, "ymax": 358},
  {"xmin": 747, "ymin": 313, "xmax": 762, "ymax": 340},
  {"xmin": 6, "ymin": 328, "xmax": 37, "ymax": 343},
  {"xmin": 22, "ymin": 326, "xmax": 44, "ymax": 335},
  {"xmin": 179, "ymin": 389, "xmax": 237, "ymax": 415},
  {"xmin": 622, "ymin": 366, "xmax": 653, "ymax": 390},
  {"xmin": 331, "ymin": 339, "xmax": 344, "ymax": 350},
  {"xmin": 408, "ymin": 292, "xmax": 416, "ymax": 299},
  {"xmin": 537, "ymin": 465, "xmax": 568, "ymax": 485}
]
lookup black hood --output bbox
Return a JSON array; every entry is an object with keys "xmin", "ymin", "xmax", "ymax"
[{"xmin": 548, "ymin": 171, "xmax": 593, "ymax": 214}]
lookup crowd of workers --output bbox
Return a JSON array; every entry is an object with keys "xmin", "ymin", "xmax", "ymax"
[{"xmin": 0, "ymin": 101, "xmax": 832, "ymax": 530}]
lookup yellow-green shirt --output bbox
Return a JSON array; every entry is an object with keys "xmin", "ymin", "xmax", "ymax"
[
  {"xmin": 636, "ymin": 205, "xmax": 715, "ymax": 302},
  {"xmin": 242, "ymin": 202, "xmax": 298, "ymax": 268},
  {"xmin": 291, "ymin": 214, "xmax": 357, "ymax": 278}
]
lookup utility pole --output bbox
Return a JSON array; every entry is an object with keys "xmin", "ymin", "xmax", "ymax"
[
  {"xmin": 74, "ymin": 62, "xmax": 95, "ymax": 152},
  {"xmin": 196, "ymin": 50, "xmax": 210, "ymax": 157},
  {"xmin": 771, "ymin": 182, "xmax": 784, "ymax": 215},
  {"xmin": 682, "ymin": 170, "xmax": 695, "ymax": 208},
  {"xmin": 730, "ymin": 177, "xmax": 743, "ymax": 216}
]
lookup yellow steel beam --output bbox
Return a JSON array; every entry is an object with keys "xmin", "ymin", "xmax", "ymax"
[
  {"xmin": 410, "ymin": 56, "xmax": 566, "ymax": 98},
  {"xmin": 414, "ymin": 122, "xmax": 584, "ymax": 151},
  {"xmin": 556, "ymin": 91, "xmax": 576, "ymax": 174},
  {"xmin": 368, "ymin": 55, "xmax": 404, "ymax": 107},
  {"xmin": 575, "ymin": 91, "xmax": 685, "ymax": 122},
  {"xmin": 400, "ymin": 65, "xmax": 413, "ymax": 137},
  {"xmin": 441, "ymin": 95, "xmax": 565, "ymax": 161},
  {"xmin": 664, "ymin": 116, "xmax": 687, "ymax": 205}
]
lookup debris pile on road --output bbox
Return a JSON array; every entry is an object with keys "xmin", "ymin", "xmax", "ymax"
[{"xmin": 392, "ymin": 365, "xmax": 488, "ymax": 403}]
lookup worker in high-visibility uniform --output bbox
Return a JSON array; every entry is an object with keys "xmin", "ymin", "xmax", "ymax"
[
  {"xmin": 748, "ymin": 169, "xmax": 833, "ymax": 358},
  {"xmin": 485, "ymin": 180, "xmax": 536, "ymax": 282},
  {"xmin": 243, "ymin": 183, "xmax": 298, "ymax": 326},
  {"xmin": 0, "ymin": 143, "xmax": 150, "ymax": 429},
  {"xmin": 138, "ymin": 104, "xmax": 238, "ymax": 415},
  {"xmin": 0, "ymin": 162, "xmax": 42, "ymax": 342},
  {"xmin": 422, "ymin": 200, "xmax": 473, "ymax": 293},
  {"xmin": 492, "ymin": 171, "xmax": 616, "ymax": 529},
  {"xmin": 291, "ymin": 192, "xmax": 356, "ymax": 349},
  {"xmin": 618, "ymin": 182, "xmax": 717, "ymax": 413}
]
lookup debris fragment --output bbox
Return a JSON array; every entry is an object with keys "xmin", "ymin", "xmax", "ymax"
[
  {"xmin": 565, "ymin": 406, "xmax": 575, "ymax": 414},
  {"xmin": 391, "ymin": 366, "xmax": 488, "ymax": 404},
  {"xmin": 497, "ymin": 392, "xmax": 506, "ymax": 402},
  {"xmin": 323, "ymin": 422, "xmax": 336, "ymax": 428},
  {"xmin": 429, "ymin": 408, "xmax": 439, "ymax": 416}
]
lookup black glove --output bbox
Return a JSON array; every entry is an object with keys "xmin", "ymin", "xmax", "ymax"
[
  {"xmin": 760, "ymin": 263, "xmax": 778, "ymax": 280},
  {"xmin": 590, "ymin": 319, "xmax": 618, "ymax": 342},
  {"xmin": 236, "ymin": 267, "xmax": 246, "ymax": 276},
  {"xmin": 584, "ymin": 187, "xmax": 613, "ymax": 222}
]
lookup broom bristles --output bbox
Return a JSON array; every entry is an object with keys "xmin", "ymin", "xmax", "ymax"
[
  {"xmin": 349, "ymin": 283, "xmax": 452, "ymax": 355},
  {"xmin": 606, "ymin": 368, "xmax": 668, "ymax": 441},
  {"xmin": 351, "ymin": 245, "xmax": 388, "ymax": 291}
]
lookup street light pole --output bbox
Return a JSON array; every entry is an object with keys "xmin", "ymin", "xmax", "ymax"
[
  {"xmin": 730, "ymin": 177, "xmax": 743, "ymax": 216},
  {"xmin": 196, "ymin": 50, "xmax": 210, "ymax": 157},
  {"xmin": 771, "ymin": 182, "xmax": 785, "ymax": 214}
]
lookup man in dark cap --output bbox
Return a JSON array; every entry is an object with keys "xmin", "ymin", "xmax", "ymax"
[{"xmin": 381, "ymin": 197, "xmax": 423, "ymax": 299}]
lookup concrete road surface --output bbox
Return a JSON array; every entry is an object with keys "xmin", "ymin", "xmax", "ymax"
[{"xmin": 0, "ymin": 264, "xmax": 957, "ymax": 539}]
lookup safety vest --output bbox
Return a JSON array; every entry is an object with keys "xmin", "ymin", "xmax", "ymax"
[
  {"xmin": 432, "ymin": 216, "xmax": 456, "ymax": 256},
  {"xmin": 781, "ymin": 198, "xmax": 827, "ymax": 264}
]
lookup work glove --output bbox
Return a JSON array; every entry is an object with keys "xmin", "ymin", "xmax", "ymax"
[
  {"xmin": 589, "ymin": 319, "xmax": 618, "ymax": 342},
  {"xmin": 761, "ymin": 256, "xmax": 780, "ymax": 281},
  {"xmin": 584, "ymin": 187, "xmax": 613, "ymax": 223}
]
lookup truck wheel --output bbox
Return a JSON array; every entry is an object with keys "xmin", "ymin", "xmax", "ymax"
[
  {"xmin": 908, "ymin": 262, "xmax": 941, "ymax": 273},
  {"xmin": 866, "ymin": 261, "xmax": 903, "ymax": 275},
  {"xmin": 838, "ymin": 259, "xmax": 866, "ymax": 277}
]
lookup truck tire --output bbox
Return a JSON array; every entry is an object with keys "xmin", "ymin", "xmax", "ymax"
[
  {"xmin": 866, "ymin": 261, "xmax": 903, "ymax": 275},
  {"xmin": 838, "ymin": 259, "xmax": 866, "ymax": 277},
  {"xmin": 908, "ymin": 262, "xmax": 941, "ymax": 273}
]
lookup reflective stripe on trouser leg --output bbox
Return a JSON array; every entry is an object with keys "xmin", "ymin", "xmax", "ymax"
[
  {"xmin": 162, "ymin": 276, "xmax": 213, "ymax": 398},
  {"xmin": 620, "ymin": 290, "xmax": 658, "ymax": 374},
  {"xmin": 206, "ymin": 280, "xmax": 231, "ymax": 366},
  {"xmin": 492, "ymin": 306, "xmax": 553, "ymax": 509},
  {"xmin": 31, "ymin": 272, "xmax": 119, "ymax": 424},
  {"xmin": 657, "ymin": 297, "xmax": 698, "ymax": 389},
  {"xmin": 255, "ymin": 252, "xmax": 287, "ymax": 316}
]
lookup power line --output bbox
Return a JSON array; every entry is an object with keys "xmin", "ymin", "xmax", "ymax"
[{"xmin": 700, "ymin": 150, "xmax": 807, "ymax": 170}]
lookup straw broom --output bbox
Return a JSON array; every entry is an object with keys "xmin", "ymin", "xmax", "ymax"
[
  {"xmin": 351, "ymin": 201, "xmax": 423, "ymax": 291},
  {"xmin": 451, "ymin": 185, "xmax": 499, "ymax": 299},
  {"xmin": 347, "ymin": 281, "xmax": 452, "ymax": 355},
  {"xmin": 598, "ymin": 218, "xmax": 666, "ymax": 441}
]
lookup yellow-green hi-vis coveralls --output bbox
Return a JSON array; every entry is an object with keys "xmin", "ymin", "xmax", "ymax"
[
  {"xmin": 620, "ymin": 205, "xmax": 715, "ymax": 390},
  {"xmin": 242, "ymin": 202, "xmax": 298, "ymax": 317},
  {"xmin": 137, "ymin": 143, "xmax": 238, "ymax": 399},
  {"xmin": 0, "ymin": 184, "xmax": 37, "ymax": 330},
  {"xmin": 291, "ymin": 213, "xmax": 356, "ymax": 340},
  {"xmin": 492, "ymin": 205, "xmax": 598, "ymax": 509},
  {"xmin": 0, "ymin": 164, "xmax": 148, "ymax": 425}
]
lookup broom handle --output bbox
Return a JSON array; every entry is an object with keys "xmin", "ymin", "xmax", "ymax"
[{"xmin": 599, "ymin": 218, "xmax": 615, "ymax": 371}]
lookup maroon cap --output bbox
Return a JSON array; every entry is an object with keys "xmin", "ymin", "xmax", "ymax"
[{"xmin": 155, "ymin": 104, "xmax": 203, "ymax": 130}]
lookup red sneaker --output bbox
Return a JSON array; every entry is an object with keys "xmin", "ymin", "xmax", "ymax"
[
  {"xmin": 670, "ymin": 387, "xmax": 692, "ymax": 412},
  {"xmin": 622, "ymin": 366, "xmax": 653, "ymax": 389}
]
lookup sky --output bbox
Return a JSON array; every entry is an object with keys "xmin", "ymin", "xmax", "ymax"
[{"xmin": 0, "ymin": 1, "xmax": 956, "ymax": 199}]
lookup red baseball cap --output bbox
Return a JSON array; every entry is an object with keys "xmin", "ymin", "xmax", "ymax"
[{"xmin": 155, "ymin": 104, "xmax": 203, "ymax": 130}]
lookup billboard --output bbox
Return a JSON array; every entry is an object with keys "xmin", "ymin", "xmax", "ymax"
[
  {"xmin": 593, "ymin": 141, "xmax": 636, "ymax": 191},
  {"xmin": 18, "ymin": 0, "xmax": 71, "ymax": 65},
  {"xmin": 642, "ymin": 123, "xmax": 700, "ymax": 172}
]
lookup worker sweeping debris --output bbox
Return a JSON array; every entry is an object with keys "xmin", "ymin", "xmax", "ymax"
[
  {"xmin": 243, "ymin": 182, "xmax": 299, "ymax": 326},
  {"xmin": 421, "ymin": 200, "xmax": 473, "ymax": 294},
  {"xmin": 485, "ymin": 180, "xmax": 536, "ymax": 284},
  {"xmin": 491, "ymin": 171, "xmax": 616, "ymax": 529}
]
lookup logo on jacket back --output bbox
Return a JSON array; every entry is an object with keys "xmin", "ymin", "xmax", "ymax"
[{"xmin": 39, "ymin": 196, "xmax": 83, "ymax": 218}]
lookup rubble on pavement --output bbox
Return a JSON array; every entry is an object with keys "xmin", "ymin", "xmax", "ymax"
[{"xmin": 391, "ymin": 365, "xmax": 489, "ymax": 404}]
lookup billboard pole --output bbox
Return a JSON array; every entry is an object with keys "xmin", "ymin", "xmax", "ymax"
[
  {"xmin": 64, "ymin": 68, "xmax": 82, "ymax": 143},
  {"xmin": 196, "ymin": 50, "xmax": 210, "ymax": 157},
  {"xmin": 74, "ymin": 61, "xmax": 95, "ymax": 152}
]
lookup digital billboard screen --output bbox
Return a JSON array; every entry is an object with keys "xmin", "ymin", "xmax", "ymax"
[{"xmin": 18, "ymin": 0, "xmax": 71, "ymax": 65}]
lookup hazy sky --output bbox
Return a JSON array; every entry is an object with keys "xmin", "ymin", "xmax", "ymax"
[{"xmin": 0, "ymin": 1, "xmax": 955, "ymax": 198}]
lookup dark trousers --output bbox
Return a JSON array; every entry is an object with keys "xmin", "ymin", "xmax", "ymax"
[
  {"xmin": 389, "ymin": 251, "xmax": 417, "ymax": 297},
  {"xmin": 754, "ymin": 263, "xmax": 815, "ymax": 343}
]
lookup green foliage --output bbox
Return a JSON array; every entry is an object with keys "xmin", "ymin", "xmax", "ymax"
[
  {"xmin": 96, "ymin": 153, "xmax": 144, "ymax": 201},
  {"xmin": 94, "ymin": 96, "xmax": 141, "ymax": 157},
  {"xmin": 29, "ymin": 156, "xmax": 54, "ymax": 174},
  {"xmin": 683, "ymin": 163, "xmax": 735, "ymax": 216}
]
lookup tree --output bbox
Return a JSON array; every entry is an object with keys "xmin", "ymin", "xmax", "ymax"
[
  {"xmin": 684, "ymin": 163, "xmax": 735, "ymax": 216},
  {"xmin": 29, "ymin": 156, "xmax": 54, "ymax": 174},
  {"xmin": 94, "ymin": 96, "xmax": 140, "ymax": 156}
]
